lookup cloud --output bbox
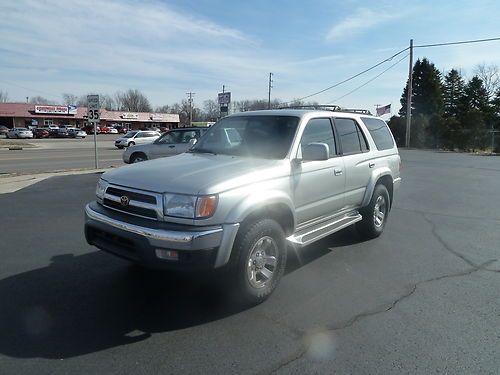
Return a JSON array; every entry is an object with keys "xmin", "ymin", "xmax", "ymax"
[{"xmin": 326, "ymin": 8, "xmax": 397, "ymax": 42}]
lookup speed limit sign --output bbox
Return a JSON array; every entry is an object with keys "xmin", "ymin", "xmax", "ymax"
[{"xmin": 87, "ymin": 95, "xmax": 100, "ymax": 123}]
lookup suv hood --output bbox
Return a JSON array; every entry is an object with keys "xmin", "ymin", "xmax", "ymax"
[{"xmin": 102, "ymin": 153, "xmax": 289, "ymax": 195}]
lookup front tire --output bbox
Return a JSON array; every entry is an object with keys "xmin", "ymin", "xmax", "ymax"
[
  {"xmin": 130, "ymin": 153, "xmax": 147, "ymax": 163},
  {"xmin": 228, "ymin": 218, "xmax": 286, "ymax": 305},
  {"xmin": 127, "ymin": 141, "xmax": 135, "ymax": 147},
  {"xmin": 356, "ymin": 184, "xmax": 390, "ymax": 239}
]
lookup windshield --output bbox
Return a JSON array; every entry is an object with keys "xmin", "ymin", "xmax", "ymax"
[
  {"xmin": 191, "ymin": 115, "xmax": 299, "ymax": 159},
  {"xmin": 123, "ymin": 131, "xmax": 138, "ymax": 138}
]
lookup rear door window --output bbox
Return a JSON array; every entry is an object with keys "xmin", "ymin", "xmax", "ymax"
[
  {"xmin": 334, "ymin": 118, "xmax": 368, "ymax": 155},
  {"xmin": 360, "ymin": 117, "xmax": 394, "ymax": 150}
]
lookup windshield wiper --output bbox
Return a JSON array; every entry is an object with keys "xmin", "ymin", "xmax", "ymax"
[{"xmin": 188, "ymin": 148, "xmax": 217, "ymax": 155}]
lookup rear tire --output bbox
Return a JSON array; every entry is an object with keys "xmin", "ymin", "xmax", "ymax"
[
  {"xmin": 356, "ymin": 184, "xmax": 390, "ymax": 239},
  {"xmin": 227, "ymin": 218, "xmax": 286, "ymax": 305}
]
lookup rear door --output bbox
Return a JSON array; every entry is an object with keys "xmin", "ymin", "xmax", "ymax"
[
  {"xmin": 292, "ymin": 117, "xmax": 346, "ymax": 225},
  {"xmin": 149, "ymin": 130, "xmax": 183, "ymax": 158},
  {"xmin": 333, "ymin": 117, "xmax": 372, "ymax": 209}
]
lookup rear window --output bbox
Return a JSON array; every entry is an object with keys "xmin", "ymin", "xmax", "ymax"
[
  {"xmin": 334, "ymin": 118, "xmax": 368, "ymax": 155},
  {"xmin": 361, "ymin": 117, "xmax": 394, "ymax": 150}
]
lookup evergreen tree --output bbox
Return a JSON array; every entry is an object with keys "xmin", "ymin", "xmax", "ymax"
[
  {"xmin": 463, "ymin": 76, "xmax": 489, "ymax": 112},
  {"xmin": 400, "ymin": 58, "xmax": 444, "ymax": 117},
  {"xmin": 442, "ymin": 69, "xmax": 465, "ymax": 118}
]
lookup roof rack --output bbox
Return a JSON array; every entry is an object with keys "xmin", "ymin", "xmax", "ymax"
[{"xmin": 278, "ymin": 104, "xmax": 372, "ymax": 115}]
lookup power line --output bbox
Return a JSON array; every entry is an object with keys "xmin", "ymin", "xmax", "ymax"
[
  {"xmin": 414, "ymin": 36, "xmax": 500, "ymax": 48},
  {"xmin": 329, "ymin": 53, "xmax": 409, "ymax": 103},
  {"xmin": 285, "ymin": 47, "xmax": 409, "ymax": 104}
]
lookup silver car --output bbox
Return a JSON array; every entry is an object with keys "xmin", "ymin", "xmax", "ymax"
[
  {"xmin": 114, "ymin": 130, "xmax": 160, "ymax": 149},
  {"xmin": 6, "ymin": 128, "xmax": 33, "ymax": 139},
  {"xmin": 85, "ymin": 108, "xmax": 401, "ymax": 304},
  {"xmin": 122, "ymin": 127, "xmax": 208, "ymax": 163},
  {"xmin": 67, "ymin": 128, "xmax": 87, "ymax": 138}
]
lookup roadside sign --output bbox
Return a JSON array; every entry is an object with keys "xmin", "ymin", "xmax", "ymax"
[
  {"xmin": 218, "ymin": 92, "xmax": 231, "ymax": 105},
  {"xmin": 220, "ymin": 105, "xmax": 228, "ymax": 113},
  {"xmin": 87, "ymin": 95, "xmax": 100, "ymax": 123}
]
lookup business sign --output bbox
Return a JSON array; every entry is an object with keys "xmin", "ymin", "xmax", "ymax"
[
  {"xmin": 150, "ymin": 114, "xmax": 163, "ymax": 121},
  {"xmin": 87, "ymin": 95, "xmax": 100, "ymax": 123},
  {"xmin": 121, "ymin": 113, "xmax": 138, "ymax": 119},
  {"xmin": 218, "ymin": 92, "xmax": 231, "ymax": 105},
  {"xmin": 68, "ymin": 105, "xmax": 77, "ymax": 114},
  {"xmin": 35, "ymin": 105, "xmax": 71, "ymax": 115}
]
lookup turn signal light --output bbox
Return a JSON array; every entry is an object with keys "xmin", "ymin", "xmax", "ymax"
[{"xmin": 196, "ymin": 195, "xmax": 218, "ymax": 218}]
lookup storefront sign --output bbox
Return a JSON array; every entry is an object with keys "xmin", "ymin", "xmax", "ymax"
[
  {"xmin": 150, "ymin": 114, "xmax": 163, "ymax": 121},
  {"xmin": 121, "ymin": 113, "xmax": 138, "ymax": 119},
  {"xmin": 35, "ymin": 105, "xmax": 71, "ymax": 114}
]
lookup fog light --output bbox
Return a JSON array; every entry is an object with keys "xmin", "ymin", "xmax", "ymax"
[{"xmin": 155, "ymin": 249, "xmax": 179, "ymax": 261}]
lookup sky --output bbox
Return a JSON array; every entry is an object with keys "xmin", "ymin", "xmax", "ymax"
[{"xmin": 1, "ymin": 0, "xmax": 500, "ymax": 114}]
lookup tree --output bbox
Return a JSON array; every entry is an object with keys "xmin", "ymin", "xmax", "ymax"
[
  {"xmin": 400, "ymin": 58, "xmax": 444, "ymax": 117},
  {"xmin": 463, "ymin": 76, "xmax": 489, "ymax": 112},
  {"xmin": 155, "ymin": 105, "xmax": 171, "ymax": 113},
  {"xmin": 0, "ymin": 90, "xmax": 9, "ymax": 103},
  {"xmin": 202, "ymin": 99, "xmax": 219, "ymax": 121},
  {"xmin": 474, "ymin": 63, "xmax": 500, "ymax": 100},
  {"xmin": 116, "ymin": 89, "xmax": 152, "ymax": 112},
  {"xmin": 29, "ymin": 96, "xmax": 54, "ymax": 104},
  {"xmin": 62, "ymin": 93, "xmax": 78, "ymax": 105},
  {"xmin": 442, "ymin": 69, "xmax": 465, "ymax": 118}
]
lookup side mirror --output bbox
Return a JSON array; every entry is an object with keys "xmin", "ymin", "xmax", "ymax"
[
  {"xmin": 188, "ymin": 138, "xmax": 197, "ymax": 147},
  {"xmin": 302, "ymin": 143, "xmax": 329, "ymax": 161}
]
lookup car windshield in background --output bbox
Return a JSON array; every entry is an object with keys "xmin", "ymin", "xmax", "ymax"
[
  {"xmin": 191, "ymin": 115, "xmax": 299, "ymax": 159},
  {"xmin": 123, "ymin": 131, "xmax": 138, "ymax": 138}
]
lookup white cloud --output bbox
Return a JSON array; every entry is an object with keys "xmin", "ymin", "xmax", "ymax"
[{"xmin": 326, "ymin": 8, "xmax": 398, "ymax": 42}]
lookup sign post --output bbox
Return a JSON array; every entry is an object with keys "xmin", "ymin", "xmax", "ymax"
[{"xmin": 87, "ymin": 95, "xmax": 100, "ymax": 169}]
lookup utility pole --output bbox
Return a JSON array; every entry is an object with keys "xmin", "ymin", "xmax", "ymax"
[
  {"xmin": 26, "ymin": 97, "xmax": 29, "ymax": 103},
  {"xmin": 268, "ymin": 72, "xmax": 273, "ymax": 109},
  {"xmin": 405, "ymin": 39, "xmax": 413, "ymax": 148},
  {"xmin": 186, "ymin": 91, "xmax": 195, "ymax": 127}
]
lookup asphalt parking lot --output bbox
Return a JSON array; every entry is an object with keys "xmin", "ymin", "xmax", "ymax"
[{"xmin": 0, "ymin": 150, "xmax": 499, "ymax": 374}]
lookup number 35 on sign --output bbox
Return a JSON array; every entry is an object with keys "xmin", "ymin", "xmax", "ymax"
[{"xmin": 87, "ymin": 95, "xmax": 100, "ymax": 123}]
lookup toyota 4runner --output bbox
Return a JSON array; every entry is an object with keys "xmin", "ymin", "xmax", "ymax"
[{"xmin": 85, "ymin": 108, "xmax": 401, "ymax": 304}]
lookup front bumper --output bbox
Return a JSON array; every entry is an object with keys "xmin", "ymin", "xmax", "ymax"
[{"xmin": 84, "ymin": 202, "xmax": 239, "ymax": 270}]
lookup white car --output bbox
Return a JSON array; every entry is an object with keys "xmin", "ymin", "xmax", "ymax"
[
  {"xmin": 114, "ymin": 130, "xmax": 161, "ymax": 149},
  {"xmin": 67, "ymin": 128, "xmax": 87, "ymax": 138},
  {"xmin": 108, "ymin": 128, "xmax": 118, "ymax": 134},
  {"xmin": 6, "ymin": 128, "xmax": 33, "ymax": 139}
]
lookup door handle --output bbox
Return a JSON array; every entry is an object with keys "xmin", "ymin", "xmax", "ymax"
[
  {"xmin": 168, "ymin": 145, "xmax": 175, "ymax": 148},
  {"xmin": 369, "ymin": 162, "xmax": 375, "ymax": 168},
  {"xmin": 334, "ymin": 168, "xmax": 343, "ymax": 176}
]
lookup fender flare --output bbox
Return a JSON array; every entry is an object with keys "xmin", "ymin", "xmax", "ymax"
[{"xmin": 361, "ymin": 167, "xmax": 393, "ymax": 208}]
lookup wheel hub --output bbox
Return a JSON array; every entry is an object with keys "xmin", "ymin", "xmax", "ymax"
[{"xmin": 247, "ymin": 236, "xmax": 278, "ymax": 289}]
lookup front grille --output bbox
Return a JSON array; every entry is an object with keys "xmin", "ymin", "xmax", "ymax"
[
  {"xmin": 106, "ymin": 187, "xmax": 157, "ymax": 204},
  {"xmin": 103, "ymin": 198, "xmax": 158, "ymax": 219}
]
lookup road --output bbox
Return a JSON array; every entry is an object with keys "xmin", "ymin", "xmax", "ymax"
[
  {"xmin": 0, "ymin": 135, "xmax": 124, "ymax": 174},
  {"xmin": 0, "ymin": 150, "xmax": 499, "ymax": 374}
]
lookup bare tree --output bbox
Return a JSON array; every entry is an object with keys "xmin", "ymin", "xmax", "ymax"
[
  {"xmin": 202, "ymin": 99, "xmax": 219, "ymax": 121},
  {"xmin": 116, "ymin": 89, "xmax": 152, "ymax": 112},
  {"xmin": 155, "ymin": 105, "xmax": 171, "ymax": 113},
  {"xmin": 99, "ymin": 94, "xmax": 115, "ymax": 110},
  {"xmin": 29, "ymin": 96, "xmax": 54, "ymax": 104},
  {"xmin": 62, "ymin": 93, "xmax": 79, "ymax": 105},
  {"xmin": 474, "ymin": 63, "xmax": 500, "ymax": 100},
  {"xmin": 0, "ymin": 90, "xmax": 9, "ymax": 103}
]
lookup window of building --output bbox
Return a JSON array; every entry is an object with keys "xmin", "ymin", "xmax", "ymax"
[
  {"xmin": 300, "ymin": 118, "xmax": 336, "ymax": 157},
  {"xmin": 361, "ymin": 117, "xmax": 394, "ymax": 150},
  {"xmin": 44, "ymin": 119, "xmax": 53, "ymax": 126}
]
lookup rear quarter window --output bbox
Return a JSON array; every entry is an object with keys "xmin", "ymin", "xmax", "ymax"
[{"xmin": 361, "ymin": 117, "xmax": 394, "ymax": 150}]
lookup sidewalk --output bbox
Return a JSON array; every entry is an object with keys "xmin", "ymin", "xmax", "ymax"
[{"xmin": 0, "ymin": 168, "xmax": 110, "ymax": 194}]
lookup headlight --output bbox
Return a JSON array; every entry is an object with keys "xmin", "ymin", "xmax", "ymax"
[
  {"xmin": 96, "ymin": 178, "xmax": 108, "ymax": 202},
  {"xmin": 163, "ymin": 194, "xmax": 218, "ymax": 219}
]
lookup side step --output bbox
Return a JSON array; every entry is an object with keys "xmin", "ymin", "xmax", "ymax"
[{"xmin": 287, "ymin": 211, "xmax": 362, "ymax": 246}]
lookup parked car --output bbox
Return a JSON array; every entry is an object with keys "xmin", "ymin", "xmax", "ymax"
[
  {"xmin": 99, "ymin": 126, "xmax": 111, "ymax": 134},
  {"xmin": 123, "ymin": 127, "xmax": 208, "ymax": 163},
  {"xmin": 0, "ymin": 125, "xmax": 9, "ymax": 136},
  {"xmin": 85, "ymin": 108, "xmax": 401, "ymax": 304},
  {"xmin": 41, "ymin": 125, "xmax": 59, "ymax": 131},
  {"xmin": 55, "ymin": 128, "xmax": 70, "ymax": 138},
  {"xmin": 114, "ymin": 130, "xmax": 161, "ymax": 149},
  {"xmin": 67, "ymin": 128, "xmax": 87, "ymax": 138},
  {"xmin": 6, "ymin": 127, "xmax": 33, "ymax": 139},
  {"xmin": 108, "ymin": 127, "xmax": 118, "ymax": 134},
  {"xmin": 32, "ymin": 128, "xmax": 50, "ymax": 138}
]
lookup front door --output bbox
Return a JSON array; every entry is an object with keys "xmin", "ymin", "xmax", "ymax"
[{"xmin": 292, "ymin": 118, "xmax": 346, "ymax": 226}]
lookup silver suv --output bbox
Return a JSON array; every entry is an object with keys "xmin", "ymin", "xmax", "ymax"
[{"xmin": 85, "ymin": 108, "xmax": 401, "ymax": 304}]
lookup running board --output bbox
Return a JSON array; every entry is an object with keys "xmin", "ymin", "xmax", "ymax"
[{"xmin": 287, "ymin": 211, "xmax": 362, "ymax": 246}]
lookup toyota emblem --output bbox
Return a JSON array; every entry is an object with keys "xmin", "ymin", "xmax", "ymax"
[{"xmin": 120, "ymin": 195, "xmax": 130, "ymax": 206}]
